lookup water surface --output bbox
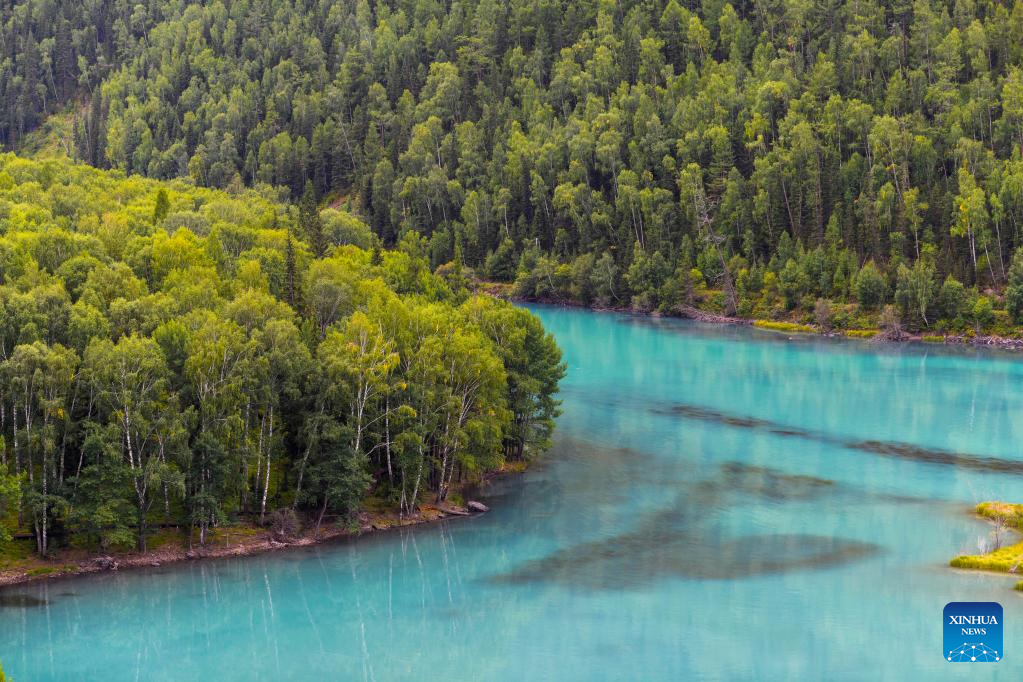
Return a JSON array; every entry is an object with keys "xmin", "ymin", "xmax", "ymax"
[{"xmin": 2, "ymin": 306, "xmax": 1022, "ymax": 680}]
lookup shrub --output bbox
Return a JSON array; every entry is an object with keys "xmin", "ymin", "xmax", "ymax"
[
  {"xmin": 814, "ymin": 298, "xmax": 832, "ymax": 332},
  {"xmin": 972, "ymin": 296, "xmax": 995, "ymax": 332},
  {"xmin": 269, "ymin": 508, "xmax": 302, "ymax": 540},
  {"xmin": 937, "ymin": 275, "xmax": 969, "ymax": 323},
  {"xmin": 878, "ymin": 304, "xmax": 904, "ymax": 339}
]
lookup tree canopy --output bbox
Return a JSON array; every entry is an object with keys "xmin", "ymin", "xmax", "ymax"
[
  {"xmin": 6, "ymin": 0, "xmax": 1023, "ymax": 329},
  {"xmin": 0, "ymin": 154, "xmax": 563, "ymax": 554}
]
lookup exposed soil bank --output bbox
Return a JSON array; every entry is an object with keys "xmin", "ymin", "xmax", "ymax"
[{"xmin": 0, "ymin": 500, "xmax": 490, "ymax": 589}]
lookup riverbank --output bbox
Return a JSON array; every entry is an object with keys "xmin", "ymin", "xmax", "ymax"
[
  {"xmin": 485, "ymin": 282, "xmax": 1023, "ymax": 352},
  {"xmin": 949, "ymin": 502, "xmax": 1023, "ymax": 591},
  {"xmin": 0, "ymin": 496, "xmax": 496, "ymax": 589}
]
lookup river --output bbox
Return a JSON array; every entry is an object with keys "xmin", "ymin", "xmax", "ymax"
[{"xmin": 2, "ymin": 305, "xmax": 1022, "ymax": 680}]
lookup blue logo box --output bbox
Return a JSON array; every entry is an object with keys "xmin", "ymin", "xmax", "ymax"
[{"xmin": 944, "ymin": 602, "xmax": 1002, "ymax": 662}]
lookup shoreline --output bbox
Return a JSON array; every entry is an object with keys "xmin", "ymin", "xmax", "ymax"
[
  {"xmin": 507, "ymin": 293, "xmax": 1023, "ymax": 351},
  {"xmin": 0, "ymin": 499, "xmax": 491, "ymax": 590},
  {"xmin": 949, "ymin": 502, "xmax": 1023, "ymax": 592}
]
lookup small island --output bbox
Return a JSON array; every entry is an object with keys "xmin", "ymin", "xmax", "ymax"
[{"xmin": 950, "ymin": 502, "xmax": 1023, "ymax": 591}]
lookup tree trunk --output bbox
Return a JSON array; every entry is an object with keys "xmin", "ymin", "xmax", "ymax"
[
  {"xmin": 260, "ymin": 404, "xmax": 274, "ymax": 525},
  {"xmin": 138, "ymin": 505, "xmax": 147, "ymax": 552}
]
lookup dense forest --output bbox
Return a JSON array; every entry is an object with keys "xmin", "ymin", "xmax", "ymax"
[
  {"xmin": 6, "ymin": 0, "xmax": 1023, "ymax": 330},
  {"xmin": 6, "ymin": 0, "xmax": 1023, "ymax": 554},
  {"xmin": 0, "ymin": 154, "xmax": 563, "ymax": 555}
]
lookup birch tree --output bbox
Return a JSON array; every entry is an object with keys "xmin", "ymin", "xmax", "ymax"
[{"xmin": 85, "ymin": 335, "xmax": 185, "ymax": 551}]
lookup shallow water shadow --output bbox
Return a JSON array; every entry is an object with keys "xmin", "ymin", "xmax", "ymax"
[
  {"xmin": 660, "ymin": 403, "xmax": 1023, "ymax": 475},
  {"xmin": 718, "ymin": 462, "xmax": 834, "ymax": 501},
  {"xmin": 488, "ymin": 480, "xmax": 881, "ymax": 591},
  {"xmin": 489, "ymin": 520, "xmax": 881, "ymax": 590}
]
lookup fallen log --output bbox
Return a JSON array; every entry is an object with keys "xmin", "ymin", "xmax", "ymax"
[{"xmin": 674, "ymin": 304, "xmax": 753, "ymax": 326}]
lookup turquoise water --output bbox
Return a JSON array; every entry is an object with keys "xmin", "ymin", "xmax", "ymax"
[{"xmin": 3, "ymin": 305, "xmax": 1023, "ymax": 680}]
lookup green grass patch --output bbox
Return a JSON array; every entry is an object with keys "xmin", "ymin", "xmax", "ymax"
[
  {"xmin": 975, "ymin": 501, "xmax": 1023, "ymax": 527},
  {"xmin": 753, "ymin": 320, "xmax": 816, "ymax": 334},
  {"xmin": 25, "ymin": 564, "xmax": 75, "ymax": 577},
  {"xmin": 0, "ymin": 538, "xmax": 35, "ymax": 570},
  {"xmin": 921, "ymin": 335, "xmax": 945, "ymax": 343},
  {"xmin": 844, "ymin": 329, "xmax": 878, "ymax": 338},
  {"xmin": 950, "ymin": 543, "xmax": 1023, "ymax": 572},
  {"xmin": 146, "ymin": 528, "xmax": 185, "ymax": 551},
  {"xmin": 950, "ymin": 502, "xmax": 1023, "ymax": 575},
  {"xmin": 361, "ymin": 496, "xmax": 393, "ymax": 514}
]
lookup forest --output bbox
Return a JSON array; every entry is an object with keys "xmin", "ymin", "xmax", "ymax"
[
  {"xmin": 0, "ymin": 154, "xmax": 563, "ymax": 555},
  {"xmin": 6, "ymin": 0, "xmax": 1023, "ymax": 331},
  {"xmin": 4, "ymin": 0, "xmax": 1023, "ymax": 554}
]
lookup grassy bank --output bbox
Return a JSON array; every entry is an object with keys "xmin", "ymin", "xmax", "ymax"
[{"xmin": 949, "ymin": 502, "xmax": 1023, "ymax": 591}]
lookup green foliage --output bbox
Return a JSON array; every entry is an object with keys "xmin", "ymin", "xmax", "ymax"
[
  {"xmin": 0, "ymin": 154, "xmax": 563, "ymax": 553},
  {"xmin": 625, "ymin": 244, "xmax": 670, "ymax": 311},
  {"xmin": 1007, "ymin": 248, "xmax": 1023, "ymax": 323},
  {"xmin": 854, "ymin": 262, "xmax": 887, "ymax": 310},
  {"xmin": 153, "ymin": 190, "xmax": 170, "ymax": 225},
  {"xmin": 937, "ymin": 276, "xmax": 970, "ymax": 324},
  {"xmin": 972, "ymin": 296, "xmax": 996, "ymax": 331},
  {"xmin": 0, "ymin": 452, "xmax": 20, "ymax": 543},
  {"xmin": 894, "ymin": 259, "xmax": 938, "ymax": 328},
  {"xmin": 300, "ymin": 182, "xmax": 326, "ymax": 258},
  {"xmin": 778, "ymin": 259, "xmax": 809, "ymax": 311},
  {"xmin": 7, "ymin": 0, "xmax": 1023, "ymax": 323},
  {"xmin": 67, "ymin": 428, "xmax": 136, "ymax": 551},
  {"xmin": 484, "ymin": 240, "xmax": 519, "ymax": 283}
]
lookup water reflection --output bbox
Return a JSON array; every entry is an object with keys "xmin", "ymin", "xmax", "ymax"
[{"xmin": 0, "ymin": 593, "xmax": 47, "ymax": 608}]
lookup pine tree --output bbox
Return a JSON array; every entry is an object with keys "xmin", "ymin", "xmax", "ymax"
[
  {"xmin": 299, "ymin": 181, "xmax": 325, "ymax": 257},
  {"xmin": 153, "ymin": 189, "xmax": 170, "ymax": 224},
  {"xmin": 285, "ymin": 224, "xmax": 298, "ymax": 308}
]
